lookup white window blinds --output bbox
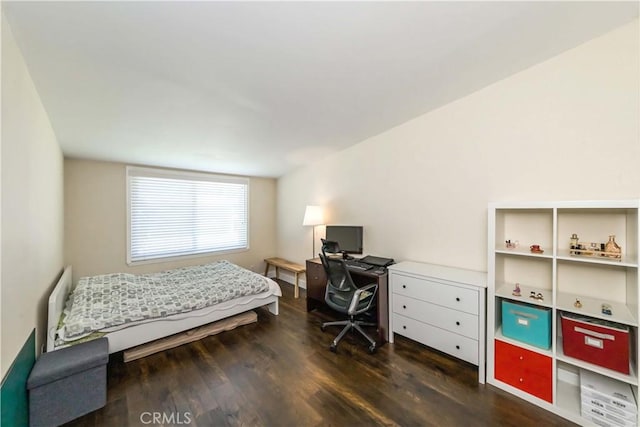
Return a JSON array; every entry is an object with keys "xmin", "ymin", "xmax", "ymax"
[{"xmin": 127, "ymin": 167, "xmax": 249, "ymax": 263}]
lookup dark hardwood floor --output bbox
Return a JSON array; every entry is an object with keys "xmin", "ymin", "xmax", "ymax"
[{"xmin": 67, "ymin": 280, "xmax": 576, "ymax": 427}]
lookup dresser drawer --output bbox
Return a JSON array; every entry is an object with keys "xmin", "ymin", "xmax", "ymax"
[
  {"xmin": 392, "ymin": 294, "xmax": 479, "ymax": 340},
  {"xmin": 391, "ymin": 274, "xmax": 478, "ymax": 315},
  {"xmin": 393, "ymin": 314, "xmax": 479, "ymax": 365},
  {"xmin": 494, "ymin": 340, "xmax": 552, "ymax": 402},
  {"xmin": 494, "ymin": 339, "xmax": 551, "ymax": 375}
]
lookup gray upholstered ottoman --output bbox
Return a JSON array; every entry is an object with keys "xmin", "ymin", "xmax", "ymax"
[{"xmin": 27, "ymin": 337, "xmax": 108, "ymax": 427}]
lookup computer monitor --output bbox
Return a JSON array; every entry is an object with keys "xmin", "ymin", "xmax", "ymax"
[{"xmin": 325, "ymin": 225, "xmax": 363, "ymax": 257}]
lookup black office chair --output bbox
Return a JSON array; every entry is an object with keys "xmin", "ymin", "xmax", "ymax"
[{"xmin": 319, "ymin": 243, "xmax": 378, "ymax": 354}]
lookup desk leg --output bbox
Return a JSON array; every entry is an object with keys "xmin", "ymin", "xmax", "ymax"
[
  {"xmin": 264, "ymin": 263, "xmax": 270, "ymax": 277},
  {"xmin": 294, "ymin": 273, "xmax": 300, "ymax": 299},
  {"xmin": 307, "ymin": 298, "xmax": 322, "ymax": 312},
  {"xmin": 377, "ymin": 274, "xmax": 389, "ymax": 343}
]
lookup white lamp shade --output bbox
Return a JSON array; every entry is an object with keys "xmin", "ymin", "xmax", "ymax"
[{"xmin": 302, "ymin": 205, "xmax": 324, "ymax": 226}]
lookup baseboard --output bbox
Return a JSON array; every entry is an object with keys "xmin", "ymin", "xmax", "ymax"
[
  {"xmin": 1, "ymin": 329, "xmax": 36, "ymax": 427},
  {"xmin": 273, "ymin": 270, "xmax": 307, "ymax": 289}
]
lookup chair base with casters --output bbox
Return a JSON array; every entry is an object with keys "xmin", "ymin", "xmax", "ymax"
[{"xmin": 321, "ymin": 316, "xmax": 378, "ymax": 354}]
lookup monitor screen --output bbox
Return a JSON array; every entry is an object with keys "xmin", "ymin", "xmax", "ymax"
[{"xmin": 325, "ymin": 225, "xmax": 363, "ymax": 255}]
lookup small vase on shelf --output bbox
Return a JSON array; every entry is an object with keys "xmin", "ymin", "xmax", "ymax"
[{"xmin": 604, "ymin": 235, "xmax": 621, "ymax": 259}]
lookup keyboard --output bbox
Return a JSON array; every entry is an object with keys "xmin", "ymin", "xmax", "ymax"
[
  {"xmin": 359, "ymin": 255, "xmax": 394, "ymax": 267},
  {"xmin": 345, "ymin": 260, "xmax": 373, "ymax": 271}
]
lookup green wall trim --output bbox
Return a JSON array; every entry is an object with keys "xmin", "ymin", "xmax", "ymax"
[{"xmin": 1, "ymin": 329, "xmax": 35, "ymax": 427}]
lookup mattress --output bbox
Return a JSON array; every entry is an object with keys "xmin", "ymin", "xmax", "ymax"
[{"xmin": 56, "ymin": 260, "xmax": 280, "ymax": 344}]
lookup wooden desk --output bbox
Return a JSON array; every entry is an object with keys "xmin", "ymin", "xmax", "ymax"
[{"xmin": 305, "ymin": 258, "xmax": 389, "ymax": 344}]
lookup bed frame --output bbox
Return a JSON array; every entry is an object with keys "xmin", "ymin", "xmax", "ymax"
[{"xmin": 47, "ymin": 265, "xmax": 279, "ymax": 353}]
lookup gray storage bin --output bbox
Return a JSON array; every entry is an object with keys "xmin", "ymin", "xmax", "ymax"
[{"xmin": 27, "ymin": 337, "xmax": 108, "ymax": 427}]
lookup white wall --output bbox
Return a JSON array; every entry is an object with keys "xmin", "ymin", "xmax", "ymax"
[
  {"xmin": 277, "ymin": 19, "xmax": 640, "ymax": 278},
  {"xmin": 1, "ymin": 14, "xmax": 64, "ymax": 377},
  {"xmin": 65, "ymin": 158, "xmax": 277, "ymax": 281}
]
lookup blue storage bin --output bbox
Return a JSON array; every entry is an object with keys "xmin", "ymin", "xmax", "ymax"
[{"xmin": 502, "ymin": 299, "xmax": 551, "ymax": 349}]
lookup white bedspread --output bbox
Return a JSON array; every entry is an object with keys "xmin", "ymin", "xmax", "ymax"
[{"xmin": 58, "ymin": 260, "xmax": 275, "ymax": 342}]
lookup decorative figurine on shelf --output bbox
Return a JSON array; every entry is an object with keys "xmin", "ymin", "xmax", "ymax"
[
  {"xmin": 570, "ymin": 233, "xmax": 579, "ymax": 255},
  {"xmin": 530, "ymin": 244, "xmax": 544, "ymax": 254},
  {"xmin": 574, "ymin": 298, "xmax": 582, "ymax": 308},
  {"xmin": 601, "ymin": 304, "xmax": 612, "ymax": 315},
  {"xmin": 528, "ymin": 291, "xmax": 543, "ymax": 301},
  {"xmin": 604, "ymin": 235, "xmax": 622, "ymax": 259},
  {"xmin": 512, "ymin": 283, "xmax": 521, "ymax": 297},
  {"xmin": 505, "ymin": 240, "xmax": 519, "ymax": 249}
]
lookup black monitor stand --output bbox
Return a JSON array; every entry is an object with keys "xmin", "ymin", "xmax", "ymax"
[{"xmin": 341, "ymin": 251, "xmax": 354, "ymax": 260}]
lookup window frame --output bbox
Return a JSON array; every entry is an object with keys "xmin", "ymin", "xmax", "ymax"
[{"xmin": 126, "ymin": 165, "xmax": 250, "ymax": 265}]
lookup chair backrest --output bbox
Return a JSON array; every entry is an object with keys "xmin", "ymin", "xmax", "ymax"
[
  {"xmin": 319, "ymin": 253, "xmax": 357, "ymax": 293},
  {"xmin": 320, "ymin": 239, "xmax": 342, "ymax": 279},
  {"xmin": 320, "ymin": 239, "xmax": 341, "ymax": 257}
]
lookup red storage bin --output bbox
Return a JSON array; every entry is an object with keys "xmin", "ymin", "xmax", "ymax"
[{"xmin": 561, "ymin": 312, "xmax": 630, "ymax": 374}]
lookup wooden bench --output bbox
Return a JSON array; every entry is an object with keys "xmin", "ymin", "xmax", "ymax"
[{"xmin": 264, "ymin": 257, "xmax": 306, "ymax": 298}]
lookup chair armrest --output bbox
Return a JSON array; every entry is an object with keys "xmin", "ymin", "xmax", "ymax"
[{"xmin": 348, "ymin": 283, "xmax": 378, "ymax": 315}]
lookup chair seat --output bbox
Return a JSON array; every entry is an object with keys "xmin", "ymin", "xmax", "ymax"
[{"xmin": 327, "ymin": 293, "xmax": 373, "ymax": 313}]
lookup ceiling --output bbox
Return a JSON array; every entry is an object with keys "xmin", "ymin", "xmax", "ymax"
[{"xmin": 3, "ymin": 1, "xmax": 638, "ymax": 178}]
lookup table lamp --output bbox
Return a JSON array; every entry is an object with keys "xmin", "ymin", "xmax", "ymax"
[{"xmin": 303, "ymin": 205, "xmax": 324, "ymax": 259}]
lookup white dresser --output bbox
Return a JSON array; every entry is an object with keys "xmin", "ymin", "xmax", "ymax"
[{"xmin": 388, "ymin": 261, "xmax": 487, "ymax": 383}]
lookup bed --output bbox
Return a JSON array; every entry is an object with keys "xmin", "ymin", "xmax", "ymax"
[{"xmin": 47, "ymin": 260, "xmax": 281, "ymax": 353}]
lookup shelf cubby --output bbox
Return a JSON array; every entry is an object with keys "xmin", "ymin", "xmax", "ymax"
[
  {"xmin": 496, "ymin": 282, "xmax": 553, "ymax": 308},
  {"xmin": 494, "ymin": 253, "xmax": 553, "ymax": 292},
  {"xmin": 495, "ymin": 208, "xmax": 553, "ymax": 253}
]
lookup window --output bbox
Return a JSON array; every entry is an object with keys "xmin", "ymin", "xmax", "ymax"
[{"xmin": 127, "ymin": 166, "xmax": 249, "ymax": 264}]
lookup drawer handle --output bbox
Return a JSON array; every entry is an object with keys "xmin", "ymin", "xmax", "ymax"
[
  {"xmin": 456, "ymin": 345, "xmax": 460, "ymax": 350},
  {"xmin": 519, "ymin": 356, "xmax": 523, "ymax": 360},
  {"xmin": 456, "ymin": 297, "xmax": 460, "ymax": 302},
  {"xmin": 510, "ymin": 309, "xmax": 538, "ymax": 320},
  {"xmin": 403, "ymin": 325, "xmax": 407, "ymax": 330},
  {"xmin": 456, "ymin": 321, "xmax": 460, "ymax": 326},
  {"xmin": 403, "ymin": 305, "xmax": 406, "ymax": 309},
  {"xmin": 402, "ymin": 284, "xmax": 407, "ymax": 289},
  {"xmin": 519, "ymin": 378, "xmax": 524, "ymax": 383},
  {"xmin": 574, "ymin": 326, "xmax": 615, "ymax": 341}
]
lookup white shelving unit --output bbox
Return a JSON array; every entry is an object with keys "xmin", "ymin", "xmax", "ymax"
[{"xmin": 487, "ymin": 200, "xmax": 639, "ymax": 425}]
